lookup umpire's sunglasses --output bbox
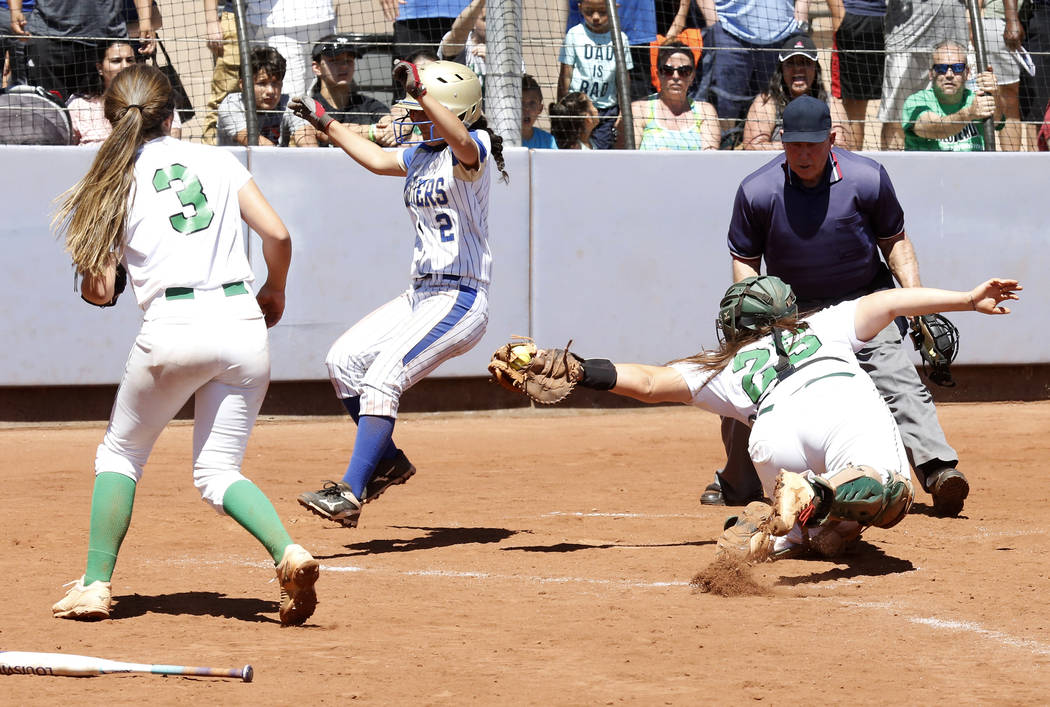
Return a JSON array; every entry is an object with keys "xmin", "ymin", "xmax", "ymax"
[
  {"xmin": 659, "ymin": 64, "xmax": 693, "ymax": 77},
  {"xmin": 932, "ymin": 62, "xmax": 967, "ymax": 75}
]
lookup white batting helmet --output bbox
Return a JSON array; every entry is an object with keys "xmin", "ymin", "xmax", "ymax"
[{"xmin": 395, "ymin": 60, "xmax": 483, "ymax": 127}]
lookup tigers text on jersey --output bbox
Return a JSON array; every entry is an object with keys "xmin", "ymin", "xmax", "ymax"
[
  {"xmin": 670, "ymin": 299, "xmax": 867, "ymax": 424},
  {"xmin": 397, "ymin": 130, "xmax": 492, "ymax": 285},
  {"xmin": 124, "ymin": 136, "xmax": 254, "ymax": 308}
]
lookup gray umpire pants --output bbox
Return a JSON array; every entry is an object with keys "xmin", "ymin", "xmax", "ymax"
[{"xmin": 717, "ymin": 319, "xmax": 958, "ymax": 502}]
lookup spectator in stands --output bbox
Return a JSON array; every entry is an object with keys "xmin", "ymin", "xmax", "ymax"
[
  {"xmin": 218, "ymin": 46, "xmax": 314, "ymax": 147},
  {"xmin": 742, "ymin": 34, "xmax": 851, "ymax": 150},
  {"xmin": 293, "ymin": 34, "xmax": 396, "ymax": 148},
  {"xmin": 829, "ymin": 0, "xmax": 881, "ymax": 150},
  {"xmin": 876, "ymin": 0, "xmax": 968, "ymax": 149},
  {"xmin": 549, "ymin": 90, "xmax": 598, "ymax": 149},
  {"xmin": 704, "ymin": 0, "xmax": 805, "ymax": 148},
  {"xmin": 1019, "ymin": 0, "xmax": 1050, "ymax": 150},
  {"xmin": 618, "ymin": 39, "xmax": 720, "ymax": 150},
  {"xmin": 522, "ymin": 73, "xmax": 558, "ymax": 149},
  {"xmin": 1, "ymin": 0, "xmax": 33, "ymax": 87},
  {"xmin": 566, "ymin": 0, "xmax": 659, "ymax": 100},
  {"xmin": 650, "ymin": 0, "xmax": 706, "ymax": 101},
  {"xmin": 902, "ymin": 40, "xmax": 1002, "ymax": 152},
  {"xmin": 242, "ymin": 0, "xmax": 336, "ymax": 96},
  {"xmin": 203, "ymin": 0, "xmax": 238, "ymax": 145},
  {"xmin": 385, "ymin": 0, "xmax": 470, "ymax": 61},
  {"xmin": 980, "ymin": 0, "xmax": 1025, "ymax": 150},
  {"xmin": 558, "ymin": 0, "xmax": 633, "ymax": 149},
  {"xmin": 8, "ymin": 0, "xmax": 154, "ymax": 102},
  {"xmin": 67, "ymin": 38, "xmax": 181, "ymax": 145},
  {"xmin": 439, "ymin": 0, "xmax": 487, "ymax": 84}
]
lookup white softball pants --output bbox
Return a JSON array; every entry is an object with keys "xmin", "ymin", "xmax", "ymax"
[
  {"xmin": 326, "ymin": 280, "xmax": 489, "ymax": 418},
  {"xmin": 748, "ymin": 372, "xmax": 913, "ymax": 550},
  {"xmin": 748, "ymin": 372, "xmax": 911, "ymax": 493},
  {"xmin": 94, "ymin": 292, "xmax": 270, "ymax": 512}
]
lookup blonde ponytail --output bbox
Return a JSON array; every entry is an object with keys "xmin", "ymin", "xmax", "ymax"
[{"xmin": 54, "ymin": 64, "xmax": 174, "ymax": 276}]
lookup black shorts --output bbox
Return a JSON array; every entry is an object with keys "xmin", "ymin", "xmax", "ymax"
[{"xmin": 831, "ymin": 13, "xmax": 885, "ymax": 101}]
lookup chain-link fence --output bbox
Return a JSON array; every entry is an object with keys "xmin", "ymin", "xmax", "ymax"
[{"xmin": 1, "ymin": 0, "xmax": 1047, "ymax": 150}]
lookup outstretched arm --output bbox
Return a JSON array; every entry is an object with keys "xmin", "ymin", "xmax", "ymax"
[
  {"xmin": 609, "ymin": 363, "xmax": 695, "ymax": 404},
  {"xmin": 853, "ymin": 278, "xmax": 1021, "ymax": 342},
  {"xmin": 288, "ymin": 97, "xmax": 405, "ymax": 176}
]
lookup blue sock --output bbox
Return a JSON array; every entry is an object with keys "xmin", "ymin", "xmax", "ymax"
[
  {"xmin": 341, "ymin": 414, "xmax": 396, "ymax": 497},
  {"xmin": 340, "ymin": 397, "xmax": 399, "ymax": 460}
]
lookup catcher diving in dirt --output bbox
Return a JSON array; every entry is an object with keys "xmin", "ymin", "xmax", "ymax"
[{"xmin": 489, "ymin": 275, "xmax": 1021, "ymax": 561}]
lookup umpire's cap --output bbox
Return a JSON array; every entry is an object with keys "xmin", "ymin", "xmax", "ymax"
[{"xmin": 781, "ymin": 95, "xmax": 831, "ymax": 143}]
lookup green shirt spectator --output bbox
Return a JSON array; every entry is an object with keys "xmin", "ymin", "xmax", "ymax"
[{"xmin": 902, "ymin": 40, "xmax": 1001, "ymax": 152}]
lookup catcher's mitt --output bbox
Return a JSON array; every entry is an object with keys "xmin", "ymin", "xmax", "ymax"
[
  {"xmin": 909, "ymin": 314, "xmax": 959, "ymax": 387},
  {"xmin": 488, "ymin": 336, "xmax": 584, "ymax": 404}
]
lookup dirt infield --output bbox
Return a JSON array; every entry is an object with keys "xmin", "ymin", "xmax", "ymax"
[{"xmin": 3, "ymin": 402, "xmax": 1050, "ymax": 704}]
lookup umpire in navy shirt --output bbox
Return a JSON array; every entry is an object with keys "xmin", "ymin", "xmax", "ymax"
[{"xmin": 703, "ymin": 95, "xmax": 969, "ymax": 517}]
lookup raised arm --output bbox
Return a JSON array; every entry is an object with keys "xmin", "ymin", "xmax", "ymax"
[
  {"xmin": 239, "ymin": 179, "xmax": 292, "ymax": 327},
  {"xmin": 396, "ymin": 61, "xmax": 479, "ymax": 168},
  {"xmin": 440, "ymin": 0, "xmax": 486, "ymax": 59},
  {"xmin": 853, "ymin": 279, "xmax": 1020, "ymax": 342}
]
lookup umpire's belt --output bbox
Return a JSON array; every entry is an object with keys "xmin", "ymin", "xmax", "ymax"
[{"xmin": 164, "ymin": 281, "xmax": 248, "ymax": 300}]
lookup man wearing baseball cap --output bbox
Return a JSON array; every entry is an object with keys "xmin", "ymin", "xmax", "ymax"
[
  {"xmin": 291, "ymin": 33, "xmax": 397, "ymax": 147},
  {"xmin": 703, "ymin": 93, "xmax": 970, "ymax": 517}
]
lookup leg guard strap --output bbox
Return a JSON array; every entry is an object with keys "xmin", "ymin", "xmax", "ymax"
[{"xmin": 816, "ymin": 465, "xmax": 913, "ymax": 529}]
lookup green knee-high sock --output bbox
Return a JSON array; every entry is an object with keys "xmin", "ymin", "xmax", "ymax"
[
  {"xmin": 221, "ymin": 480, "xmax": 294, "ymax": 563},
  {"xmin": 83, "ymin": 472, "xmax": 137, "ymax": 585}
]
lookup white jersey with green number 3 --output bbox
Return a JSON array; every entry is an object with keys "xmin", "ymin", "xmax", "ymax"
[{"xmin": 124, "ymin": 136, "xmax": 255, "ymax": 309}]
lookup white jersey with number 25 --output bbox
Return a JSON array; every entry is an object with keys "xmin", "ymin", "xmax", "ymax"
[{"xmin": 670, "ymin": 300, "xmax": 868, "ymax": 424}]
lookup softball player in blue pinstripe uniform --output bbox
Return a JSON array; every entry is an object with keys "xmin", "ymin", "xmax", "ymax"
[{"xmin": 290, "ymin": 60, "xmax": 507, "ymax": 528}]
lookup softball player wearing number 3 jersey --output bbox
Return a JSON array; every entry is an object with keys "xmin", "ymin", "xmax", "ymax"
[
  {"xmin": 290, "ymin": 60, "xmax": 507, "ymax": 529},
  {"xmin": 51, "ymin": 65, "xmax": 319, "ymax": 626}
]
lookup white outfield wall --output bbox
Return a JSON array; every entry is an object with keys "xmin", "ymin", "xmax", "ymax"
[{"xmin": 0, "ymin": 146, "xmax": 1045, "ymax": 387}]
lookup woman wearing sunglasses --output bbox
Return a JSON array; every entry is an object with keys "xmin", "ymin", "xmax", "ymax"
[
  {"xmin": 742, "ymin": 34, "xmax": 850, "ymax": 151},
  {"xmin": 618, "ymin": 39, "xmax": 719, "ymax": 150}
]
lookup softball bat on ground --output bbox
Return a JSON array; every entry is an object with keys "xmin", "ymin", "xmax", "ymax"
[{"xmin": 0, "ymin": 651, "xmax": 253, "ymax": 682}]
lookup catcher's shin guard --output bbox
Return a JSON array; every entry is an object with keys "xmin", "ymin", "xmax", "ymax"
[
  {"xmin": 771, "ymin": 466, "xmax": 913, "ymax": 535},
  {"xmin": 716, "ymin": 501, "xmax": 775, "ymax": 563},
  {"xmin": 827, "ymin": 466, "xmax": 912, "ymax": 529}
]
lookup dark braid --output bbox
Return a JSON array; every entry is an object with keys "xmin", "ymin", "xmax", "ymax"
[{"xmin": 471, "ymin": 116, "xmax": 508, "ymax": 183}]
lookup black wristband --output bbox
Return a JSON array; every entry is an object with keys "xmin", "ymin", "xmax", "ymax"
[{"xmin": 580, "ymin": 358, "xmax": 617, "ymax": 390}]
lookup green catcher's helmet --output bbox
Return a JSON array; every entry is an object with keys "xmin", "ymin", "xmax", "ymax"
[{"xmin": 716, "ymin": 276, "xmax": 797, "ymax": 342}]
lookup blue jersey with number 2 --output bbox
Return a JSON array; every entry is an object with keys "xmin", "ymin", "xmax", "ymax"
[{"xmin": 398, "ymin": 130, "xmax": 492, "ymax": 285}]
